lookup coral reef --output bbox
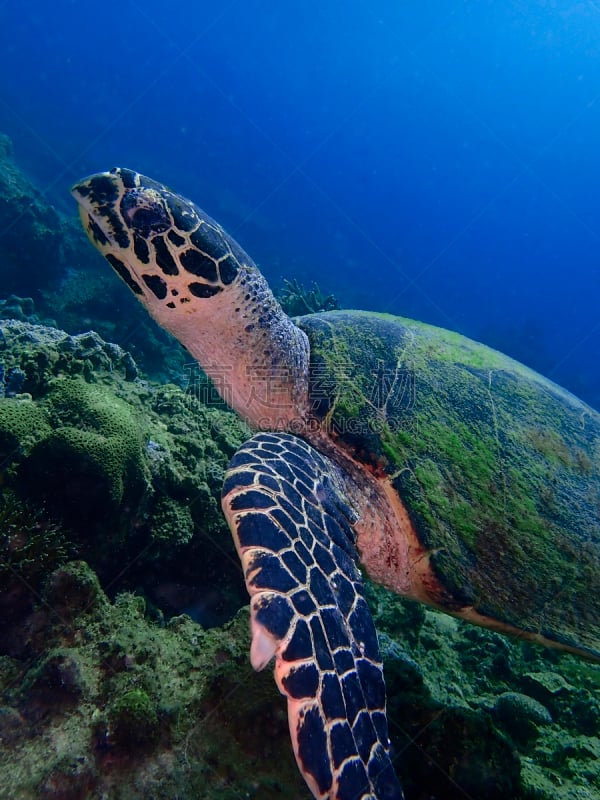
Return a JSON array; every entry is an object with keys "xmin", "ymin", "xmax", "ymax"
[
  {"xmin": 0, "ymin": 562, "xmax": 302, "ymax": 799},
  {"xmin": 0, "ymin": 134, "xmax": 84, "ymax": 297},
  {"xmin": 0, "ymin": 560, "xmax": 598, "ymax": 799},
  {"xmin": 276, "ymin": 277, "xmax": 340, "ymax": 316},
  {"xmin": 41, "ymin": 268, "xmax": 189, "ymax": 384},
  {"xmin": 368, "ymin": 582, "xmax": 600, "ymax": 800},
  {"xmin": 0, "ymin": 320, "xmax": 249, "ymax": 629}
]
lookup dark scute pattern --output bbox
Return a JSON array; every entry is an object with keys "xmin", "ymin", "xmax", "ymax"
[
  {"xmin": 297, "ymin": 706, "xmax": 332, "ymax": 795},
  {"xmin": 352, "ymin": 710, "xmax": 378, "ymax": 762},
  {"xmin": 180, "ymin": 249, "xmax": 219, "ymax": 281},
  {"xmin": 371, "ymin": 711, "xmax": 389, "ymax": 747},
  {"xmin": 305, "ymin": 499, "xmax": 326, "ymax": 527},
  {"xmin": 342, "ymin": 671, "xmax": 366, "ymax": 725},
  {"xmin": 190, "ymin": 223, "xmax": 230, "ymax": 260},
  {"xmin": 254, "ymin": 433, "xmax": 282, "ymax": 444},
  {"xmin": 299, "ymin": 526, "xmax": 314, "ymax": 550},
  {"xmin": 189, "ymin": 282, "xmax": 222, "ymax": 298},
  {"xmin": 336, "ymin": 758, "xmax": 370, "ymax": 800},
  {"xmin": 261, "ymin": 441, "xmax": 287, "ymax": 456},
  {"xmin": 281, "ymin": 549, "xmax": 307, "ymax": 584},
  {"xmin": 119, "ymin": 168, "xmax": 137, "ymax": 189},
  {"xmin": 267, "ymin": 459, "xmax": 295, "ymax": 483},
  {"xmin": 254, "ymin": 593, "xmax": 294, "ymax": 639},
  {"xmin": 168, "ymin": 229, "xmax": 185, "ymax": 246},
  {"xmin": 219, "ymin": 254, "xmax": 239, "ymax": 285},
  {"xmin": 284, "ymin": 449, "xmax": 315, "ymax": 472},
  {"xmin": 281, "ymin": 663, "xmax": 320, "ymax": 699},
  {"xmin": 247, "ymin": 551, "xmax": 298, "ymax": 593},
  {"xmin": 325, "ymin": 509, "xmax": 357, "ymax": 557},
  {"xmin": 88, "ymin": 216, "xmax": 109, "ymax": 246},
  {"xmin": 88, "ymin": 175, "xmax": 118, "ymax": 203},
  {"xmin": 333, "ymin": 573, "xmax": 359, "ymax": 617},
  {"xmin": 291, "ymin": 589, "xmax": 316, "ymax": 615},
  {"xmin": 229, "ymin": 490, "xmax": 274, "ymax": 511},
  {"xmin": 166, "ymin": 194, "xmax": 197, "ymax": 231},
  {"xmin": 310, "ymin": 615, "xmax": 335, "ymax": 671},
  {"xmin": 227, "ymin": 451, "xmax": 258, "ymax": 467},
  {"xmin": 321, "ymin": 607, "xmax": 350, "ymax": 651},
  {"xmin": 357, "ymin": 659, "xmax": 387, "ymax": 710},
  {"xmin": 284, "ymin": 482, "xmax": 304, "ymax": 515},
  {"xmin": 259, "ymin": 473, "xmax": 281, "ymax": 493},
  {"xmin": 222, "ymin": 471, "xmax": 255, "ymax": 496},
  {"xmin": 133, "ymin": 234, "xmax": 150, "ymax": 264},
  {"xmin": 107, "ymin": 209, "xmax": 130, "ymax": 248},
  {"xmin": 222, "ymin": 432, "xmax": 403, "ymax": 800},
  {"xmin": 350, "ymin": 599, "xmax": 381, "ymax": 661},
  {"xmin": 142, "ymin": 273, "xmax": 168, "ymax": 300},
  {"xmin": 313, "ymin": 542, "xmax": 337, "ymax": 575},
  {"xmin": 369, "ymin": 748, "xmax": 405, "ymax": 800},
  {"xmin": 308, "ymin": 566, "xmax": 336, "ymax": 607},
  {"xmin": 282, "ymin": 618, "xmax": 313, "ymax": 661},
  {"xmin": 271, "ymin": 500, "xmax": 304, "ymax": 536},
  {"xmin": 153, "ymin": 235, "xmax": 179, "ymax": 275},
  {"xmin": 294, "ymin": 539, "xmax": 313, "ymax": 567},
  {"xmin": 77, "ymin": 176, "xmax": 129, "ymax": 247},
  {"xmin": 138, "ymin": 175, "xmax": 168, "ymax": 193},
  {"xmin": 105, "ymin": 254, "xmax": 142, "ymax": 295},
  {"xmin": 331, "ymin": 722, "xmax": 356, "ymax": 769},
  {"xmin": 277, "ymin": 498, "xmax": 305, "ymax": 526},
  {"xmin": 322, "ymin": 673, "xmax": 346, "ymax": 721},
  {"xmin": 236, "ymin": 513, "xmax": 290, "ymax": 551},
  {"xmin": 121, "ymin": 191, "xmax": 170, "ymax": 234},
  {"xmin": 334, "ymin": 648, "xmax": 357, "ymax": 675}
]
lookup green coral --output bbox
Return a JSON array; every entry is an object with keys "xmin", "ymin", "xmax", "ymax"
[
  {"xmin": 0, "ymin": 491, "xmax": 68, "ymax": 591},
  {"xmin": 492, "ymin": 692, "xmax": 553, "ymax": 745},
  {"xmin": 0, "ymin": 559, "xmax": 599, "ymax": 799},
  {"xmin": 150, "ymin": 496, "xmax": 194, "ymax": 546},
  {"xmin": 21, "ymin": 378, "xmax": 149, "ymax": 521},
  {"xmin": 0, "ymin": 398, "xmax": 50, "ymax": 464},
  {"xmin": 108, "ymin": 689, "xmax": 160, "ymax": 748},
  {"xmin": 277, "ymin": 277, "xmax": 340, "ymax": 316},
  {"xmin": 0, "ymin": 322, "xmax": 249, "ymax": 626}
]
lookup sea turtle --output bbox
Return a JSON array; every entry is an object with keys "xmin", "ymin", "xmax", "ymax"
[{"xmin": 72, "ymin": 168, "xmax": 600, "ymax": 800}]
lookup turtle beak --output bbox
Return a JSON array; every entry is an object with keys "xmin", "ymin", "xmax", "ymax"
[{"xmin": 71, "ymin": 171, "xmax": 128, "ymax": 250}]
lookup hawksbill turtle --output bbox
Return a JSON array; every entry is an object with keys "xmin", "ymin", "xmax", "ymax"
[{"xmin": 72, "ymin": 168, "xmax": 600, "ymax": 800}]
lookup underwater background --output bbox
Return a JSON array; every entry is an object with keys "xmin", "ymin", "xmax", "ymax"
[{"xmin": 0, "ymin": 2, "xmax": 599, "ymax": 800}]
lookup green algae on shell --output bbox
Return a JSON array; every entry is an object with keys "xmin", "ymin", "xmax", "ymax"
[{"xmin": 298, "ymin": 310, "xmax": 600, "ymax": 658}]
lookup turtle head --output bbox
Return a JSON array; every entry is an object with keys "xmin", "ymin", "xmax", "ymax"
[
  {"xmin": 71, "ymin": 168, "xmax": 310, "ymax": 430},
  {"xmin": 71, "ymin": 168, "xmax": 246, "ymax": 308}
]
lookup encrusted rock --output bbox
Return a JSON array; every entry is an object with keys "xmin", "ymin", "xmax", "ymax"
[
  {"xmin": 492, "ymin": 691, "xmax": 553, "ymax": 744},
  {"xmin": 42, "ymin": 561, "xmax": 106, "ymax": 618}
]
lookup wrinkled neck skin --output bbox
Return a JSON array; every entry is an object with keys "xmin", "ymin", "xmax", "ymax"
[{"xmin": 151, "ymin": 263, "xmax": 310, "ymax": 431}]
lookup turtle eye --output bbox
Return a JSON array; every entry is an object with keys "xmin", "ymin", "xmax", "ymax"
[{"xmin": 121, "ymin": 190, "xmax": 170, "ymax": 235}]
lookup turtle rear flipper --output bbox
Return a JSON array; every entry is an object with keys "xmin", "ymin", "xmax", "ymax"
[{"xmin": 223, "ymin": 432, "xmax": 404, "ymax": 800}]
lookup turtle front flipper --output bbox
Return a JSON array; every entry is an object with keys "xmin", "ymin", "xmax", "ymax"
[{"xmin": 222, "ymin": 432, "xmax": 403, "ymax": 800}]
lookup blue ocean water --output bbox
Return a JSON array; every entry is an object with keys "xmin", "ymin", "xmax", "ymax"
[{"xmin": 1, "ymin": 1, "xmax": 599, "ymax": 407}]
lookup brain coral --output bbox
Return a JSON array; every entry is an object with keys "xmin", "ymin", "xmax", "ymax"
[{"xmin": 20, "ymin": 378, "xmax": 149, "ymax": 524}]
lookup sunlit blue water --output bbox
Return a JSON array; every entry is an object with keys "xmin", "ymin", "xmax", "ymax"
[{"xmin": 1, "ymin": 1, "xmax": 599, "ymax": 407}]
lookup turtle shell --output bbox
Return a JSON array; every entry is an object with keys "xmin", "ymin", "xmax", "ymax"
[{"xmin": 297, "ymin": 310, "xmax": 600, "ymax": 659}]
